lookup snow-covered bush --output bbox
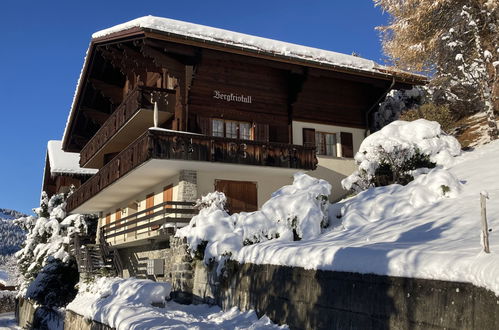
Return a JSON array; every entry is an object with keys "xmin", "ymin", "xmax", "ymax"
[
  {"xmin": 177, "ymin": 173, "xmax": 331, "ymax": 269},
  {"xmin": 373, "ymin": 87, "xmax": 426, "ymax": 130},
  {"xmin": 342, "ymin": 119, "xmax": 461, "ymax": 192},
  {"xmin": 15, "ymin": 192, "xmax": 96, "ymax": 298}
]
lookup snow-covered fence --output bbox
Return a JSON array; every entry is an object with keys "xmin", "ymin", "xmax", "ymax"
[{"xmin": 480, "ymin": 191, "xmax": 491, "ymax": 253}]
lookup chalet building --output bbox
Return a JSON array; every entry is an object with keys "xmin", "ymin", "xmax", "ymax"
[
  {"xmin": 60, "ymin": 16, "xmax": 424, "ymax": 271},
  {"xmin": 42, "ymin": 140, "xmax": 97, "ymax": 198}
]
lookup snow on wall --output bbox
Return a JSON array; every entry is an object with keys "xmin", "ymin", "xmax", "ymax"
[{"xmin": 47, "ymin": 140, "xmax": 97, "ymax": 176}]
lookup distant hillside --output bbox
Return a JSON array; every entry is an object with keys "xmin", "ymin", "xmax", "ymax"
[
  {"xmin": 0, "ymin": 208, "xmax": 27, "ymax": 220},
  {"xmin": 0, "ymin": 208, "xmax": 27, "ymax": 257}
]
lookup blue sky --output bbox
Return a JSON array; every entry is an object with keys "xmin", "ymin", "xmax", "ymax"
[{"xmin": 0, "ymin": 1, "xmax": 388, "ymax": 214}]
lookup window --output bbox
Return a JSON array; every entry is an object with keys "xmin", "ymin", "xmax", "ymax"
[
  {"xmin": 212, "ymin": 119, "xmax": 224, "ymax": 137},
  {"xmin": 226, "ymin": 121, "xmax": 238, "ymax": 138},
  {"xmin": 315, "ymin": 132, "xmax": 337, "ymax": 156},
  {"xmin": 239, "ymin": 122, "xmax": 252, "ymax": 140},
  {"xmin": 211, "ymin": 119, "xmax": 253, "ymax": 140}
]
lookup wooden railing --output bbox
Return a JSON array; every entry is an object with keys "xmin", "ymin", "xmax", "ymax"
[
  {"xmin": 67, "ymin": 132, "xmax": 151, "ymax": 212},
  {"xmin": 67, "ymin": 129, "xmax": 317, "ymax": 212},
  {"xmin": 79, "ymin": 86, "xmax": 175, "ymax": 167},
  {"xmin": 101, "ymin": 201, "xmax": 197, "ymax": 240},
  {"xmin": 149, "ymin": 129, "xmax": 318, "ymax": 169},
  {"xmin": 69, "ymin": 231, "xmax": 123, "ymax": 275}
]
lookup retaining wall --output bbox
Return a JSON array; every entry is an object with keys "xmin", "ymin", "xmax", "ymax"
[
  {"xmin": 109, "ymin": 237, "xmax": 499, "ymax": 329},
  {"xmin": 190, "ymin": 262, "xmax": 499, "ymax": 330}
]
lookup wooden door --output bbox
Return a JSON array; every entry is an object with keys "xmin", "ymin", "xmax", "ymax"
[{"xmin": 215, "ymin": 180, "xmax": 257, "ymax": 214}]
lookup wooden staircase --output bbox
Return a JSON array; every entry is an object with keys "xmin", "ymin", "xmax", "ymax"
[{"xmin": 69, "ymin": 232, "xmax": 123, "ymax": 277}]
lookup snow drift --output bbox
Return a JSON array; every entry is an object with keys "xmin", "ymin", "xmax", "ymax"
[
  {"xmin": 177, "ymin": 173, "xmax": 331, "ymax": 266},
  {"xmin": 67, "ymin": 277, "xmax": 286, "ymax": 330}
]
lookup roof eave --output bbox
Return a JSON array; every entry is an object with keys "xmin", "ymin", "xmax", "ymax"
[{"xmin": 61, "ymin": 28, "xmax": 147, "ymax": 152}]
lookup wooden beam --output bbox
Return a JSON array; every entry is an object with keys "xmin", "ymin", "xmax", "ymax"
[
  {"xmin": 141, "ymin": 45, "xmax": 184, "ymax": 77},
  {"xmin": 81, "ymin": 107, "xmax": 111, "ymax": 125},
  {"xmin": 143, "ymin": 39, "xmax": 198, "ymax": 57},
  {"xmin": 89, "ymin": 78, "xmax": 123, "ymax": 105}
]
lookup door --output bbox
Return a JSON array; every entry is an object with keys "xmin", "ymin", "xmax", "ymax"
[{"xmin": 215, "ymin": 180, "xmax": 257, "ymax": 214}]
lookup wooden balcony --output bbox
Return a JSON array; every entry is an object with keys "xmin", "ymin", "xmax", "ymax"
[
  {"xmin": 101, "ymin": 201, "xmax": 198, "ymax": 245},
  {"xmin": 79, "ymin": 85, "xmax": 175, "ymax": 168},
  {"xmin": 66, "ymin": 129, "xmax": 317, "ymax": 213}
]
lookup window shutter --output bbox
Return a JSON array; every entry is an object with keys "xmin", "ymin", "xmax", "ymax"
[
  {"xmin": 198, "ymin": 116, "xmax": 211, "ymax": 135},
  {"xmin": 302, "ymin": 128, "xmax": 316, "ymax": 147},
  {"xmin": 340, "ymin": 132, "xmax": 354, "ymax": 158},
  {"xmin": 254, "ymin": 123, "xmax": 269, "ymax": 142}
]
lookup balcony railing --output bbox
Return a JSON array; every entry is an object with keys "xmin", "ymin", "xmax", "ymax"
[
  {"xmin": 66, "ymin": 129, "xmax": 317, "ymax": 212},
  {"xmin": 100, "ymin": 201, "xmax": 198, "ymax": 242},
  {"xmin": 79, "ymin": 86, "xmax": 175, "ymax": 167}
]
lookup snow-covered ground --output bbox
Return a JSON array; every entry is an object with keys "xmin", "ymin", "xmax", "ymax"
[
  {"xmin": 67, "ymin": 277, "xmax": 287, "ymax": 330},
  {"xmin": 237, "ymin": 139, "xmax": 499, "ymax": 294},
  {"xmin": 0, "ymin": 313, "xmax": 19, "ymax": 330}
]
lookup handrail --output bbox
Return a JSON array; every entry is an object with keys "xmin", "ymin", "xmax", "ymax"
[
  {"xmin": 101, "ymin": 201, "xmax": 198, "ymax": 240},
  {"xmin": 101, "ymin": 201, "xmax": 196, "ymax": 230}
]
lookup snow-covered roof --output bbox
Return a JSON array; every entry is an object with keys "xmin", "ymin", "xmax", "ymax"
[
  {"xmin": 93, "ymin": 16, "xmax": 378, "ymax": 72},
  {"xmin": 47, "ymin": 140, "xmax": 97, "ymax": 176}
]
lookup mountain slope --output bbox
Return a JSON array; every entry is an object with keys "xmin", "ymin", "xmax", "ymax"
[{"xmin": 0, "ymin": 208, "xmax": 27, "ymax": 256}]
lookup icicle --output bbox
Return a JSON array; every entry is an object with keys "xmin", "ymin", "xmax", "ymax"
[{"xmin": 153, "ymin": 101, "xmax": 159, "ymax": 128}]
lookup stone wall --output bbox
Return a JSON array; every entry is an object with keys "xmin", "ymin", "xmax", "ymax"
[
  {"xmin": 117, "ymin": 237, "xmax": 194, "ymax": 303},
  {"xmin": 177, "ymin": 170, "xmax": 197, "ymax": 201},
  {"xmin": 166, "ymin": 237, "xmax": 195, "ymax": 303},
  {"xmin": 118, "ymin": 241, "xmax": 170, "ymax": 281}
]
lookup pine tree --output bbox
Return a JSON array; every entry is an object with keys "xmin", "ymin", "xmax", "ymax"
[{"xmin": 375, "ymin": 0, "xmax": 499, "ymax": 140}]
